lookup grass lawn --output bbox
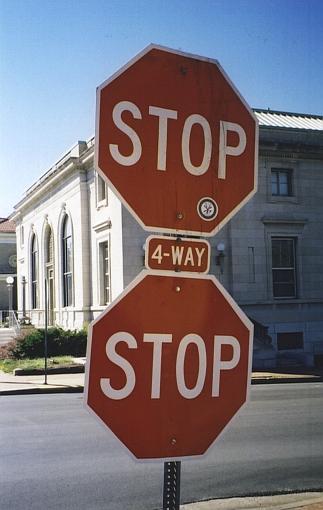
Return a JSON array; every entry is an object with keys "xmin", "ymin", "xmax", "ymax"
[{"xmin": 0, "ymin": 356, "xmax": 75, "ymax": 373}]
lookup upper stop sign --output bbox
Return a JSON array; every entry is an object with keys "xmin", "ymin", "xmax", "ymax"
[
  {"xmin": 96, "ymin": 44, "xmax": 258, "ymax": 236},
  {"xmin": 85, "ymin": 271, "xmax": 253, "ymax": 460}
]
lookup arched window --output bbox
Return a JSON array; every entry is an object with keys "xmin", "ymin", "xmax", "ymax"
[
  {"xmin": 62, "ymin": 215, "xmax": 73, "ymax": 307},
  {"xmin": 31, "ymin": 233, "xmax": 38, "ymax": 309},
  {"xmin": 44, "ymin": 224, "xmax": 55, "ymax": 324}
]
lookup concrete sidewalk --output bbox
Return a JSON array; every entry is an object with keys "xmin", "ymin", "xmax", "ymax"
[
  {"xmin": 181, "ymin": 492, "xmax": 323, "ymax": 509},
  {"xmin": 0, "ymin": 369, "xmax": 84, "ymax": 394}
]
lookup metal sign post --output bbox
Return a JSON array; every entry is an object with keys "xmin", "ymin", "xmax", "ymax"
[
  {"xmin": 44, "ymin": 278, "xmax": 48, "ymax": 385},
  {"xmin": 163, "ymin": 461, "xmax": 181, "ymax": 510},
  {"xmin": 86, "ymin": 44, "xmax": 258, "ymax": 509}
]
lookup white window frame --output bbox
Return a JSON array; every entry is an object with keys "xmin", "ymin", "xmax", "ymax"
[
  {"xmin": 267, "ymin": 162, "xmax": 298, "ymax": 204},
  {"xmin": 62, "ymin": 215, "xmax": 73, "ymax": 308},
  {"xmin": 271, "ymin": 168, "xmax": 293, "ymax": 197},
  {"xmin": 98, "ymin": 237, "xmax": 111, "ymax": 305},
  {"xmin": 96, "ymin": 173, "xmax": 108, "ymax": 208}
]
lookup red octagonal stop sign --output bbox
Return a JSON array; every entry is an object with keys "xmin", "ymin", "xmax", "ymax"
[
  {"xmin": 96, "ymin": 45, "xmax": 258, "ymax": 236},
  {"xmin": 85, "ymin": 271, "xmax": 253, "ymax": 460}
]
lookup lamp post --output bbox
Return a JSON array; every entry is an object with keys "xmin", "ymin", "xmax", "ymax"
[
  {"xmin": 6, "ymin": 276, "xmax": 14, "ymax": 328},
  {"xmin": 6, "ymin": 276, "xmax": 14, "ymax": 312},
  {"xmin": 216, "ymin": 243, "xmax": 226, "ymax": 274},
  {"xmin": 44, "ymin": 277, "xmax": 48, "ymax": 385},
  {"xmin": 21, "ymin": 275, "xmax": 26, "ymax": 318}
]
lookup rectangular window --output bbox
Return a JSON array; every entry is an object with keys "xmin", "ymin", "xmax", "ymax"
[
  {"xmin": 63, "ymin": 273, "xmax": 73, "ymax": 307},
  {"xmin": 62, "ymin": 216, "xmax": 73, "ymax": 307},
  {"xmin": 277, "ymin": 332, "xmax": 303, "ymax": 350},
  {"xmin": 272, "ymin": 238, "xmax": 297, "ymax": 298},
  {"xmin": 271, "ymin": 169, "xmax": 293, "ymax": 196},
  {"xmin": 20, "ymin": 225, "xmax": 24, "ymax": 247},
  {"xmin": 99, "ymin": 240, "xmax": 111, "ymax": 305},
  {"xmin": 32, "ymin": 281, "xmax": 38, "ymax": 309},
  {"xmin": 248, "ymin": 247, "xmax": 255, "ymax": 283},
  {"xmin": 97, "ymin": 174, "xmax": 108, "ymax": 206}
]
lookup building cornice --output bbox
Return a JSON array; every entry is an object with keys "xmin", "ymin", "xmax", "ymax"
[
  {"xmin": 261, "ymin": 217, "xmax": 308, "ymax": 226},
  {"xmin": 11, "ymin": 139, "xmax": 95, "ymax": 218},
  {"xmin": 259, "ymin": 140, "xmax": 323, "ymax": 160}
]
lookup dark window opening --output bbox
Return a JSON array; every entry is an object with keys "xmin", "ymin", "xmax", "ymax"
[
  {"xmin": 272, "ymin": 238, "xmax": 297, "ymax": 298},
  {"xmin": 97, "ymin": 175, "xmax": 107, "ymax": 204},
  {"xmin": 31, "ymin": 234, "xmax": 38, "ymax": 309},
  {"xmin": 62, "ymin": 215, "xmax": 73, "ymax": 307},
  {"xmin": 277, "ymin": 332, "xmax": 303, "ymax": 350}
]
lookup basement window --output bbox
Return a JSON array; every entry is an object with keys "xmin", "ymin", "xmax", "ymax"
[{"xmin": 277, "ymin": 332, "xmax": 303, "ymax": 350}]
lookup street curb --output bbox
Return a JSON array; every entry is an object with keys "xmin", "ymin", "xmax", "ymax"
[
  {"xmin": 1, "ymin": 375, "xmax": 322, "ymax": 396},
  {"xmin": 251, "ymin": 375, "xmax": 323, "ymax": 385},
  {"xmin": 13, "ymin": 365, "xmax": 85, "ymax": 376},
  {"xmin": 181, "ymin": 491, "xmax": 323, "ymax": 510},
  {"xmin": 0, "ymin": 386, "xmax": 84, "ymax": 396}
]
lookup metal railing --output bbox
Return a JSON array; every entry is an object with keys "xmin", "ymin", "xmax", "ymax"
[
  {"xmin": 0, "ymin": 310, "xmax": 10, "ymax": 327},
  {"xmin": 10, "ymin": 310, "xmax": 21, "ymax": 335},
  {"xmin": 0, "ymin": 310, "xmax": 21, "ymax": 335}
]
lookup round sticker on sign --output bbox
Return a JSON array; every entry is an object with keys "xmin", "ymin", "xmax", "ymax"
[{"xmin": 197, "ymin": 197, "xmax": 218, "ymax": 221}]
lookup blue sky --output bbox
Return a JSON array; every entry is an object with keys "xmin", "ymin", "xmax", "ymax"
[{"xmin": 1, "ymin": 0, "xmax": 322, "ymax": 217}]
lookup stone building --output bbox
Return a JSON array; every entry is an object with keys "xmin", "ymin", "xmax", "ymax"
[
  {"xmin": 0, "ymin": 218, "xmax": 17, "ymax": 313},
  {"xmin": 218, "ymin": 110, "xmax": 323, "ymax": 368},
  {"xmin": 11, "ymin": 109, "xmax": 323, "ymax": 367}
]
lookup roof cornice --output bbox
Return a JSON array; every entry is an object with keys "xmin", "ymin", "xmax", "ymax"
[{"xmin": 12, "ymin": 139, "xmax": 94, "ymax": 217}]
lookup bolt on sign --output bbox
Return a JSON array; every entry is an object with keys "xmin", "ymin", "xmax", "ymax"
[
  {"xmin": 95, "ymin": 44, "xmax": 258, "ymax": 237},
  {"xmin": 85, "ymin": 44, "xmax": 257, "ymax": 467}
]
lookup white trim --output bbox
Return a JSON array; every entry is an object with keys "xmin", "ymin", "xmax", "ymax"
[
  {"xmin": 59, "ymin": 210, "xmax": 75, "ymax": 309},
  {"xmin": 97, "ymin": 237, "xmax": 112, "ymax": 306},
  {"xmin": 95, "ymin": 172, "xmax": 108, "ymax": 208}
]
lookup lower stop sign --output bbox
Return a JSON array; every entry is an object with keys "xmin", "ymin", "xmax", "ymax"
[{"xmin": 85, "ymin": 271, "xmax": 253, "ymax": 460}]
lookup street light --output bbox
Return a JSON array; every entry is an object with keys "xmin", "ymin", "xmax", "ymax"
[
  {"xmin": 6, "ymin": 276, "xmax": 14, "ymax": 312},
  {"xmin": 21, "ymin": 275, "xmax": 26, "ymax": 318},
  {"xmin": 216, "ymin": 243, "xmax": 226, "ymax": 274}
]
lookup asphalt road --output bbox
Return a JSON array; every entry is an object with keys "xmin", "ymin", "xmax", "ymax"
[{"xmin": 1, "ymin": 383, "xmax": 322, "ymax": 510}]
